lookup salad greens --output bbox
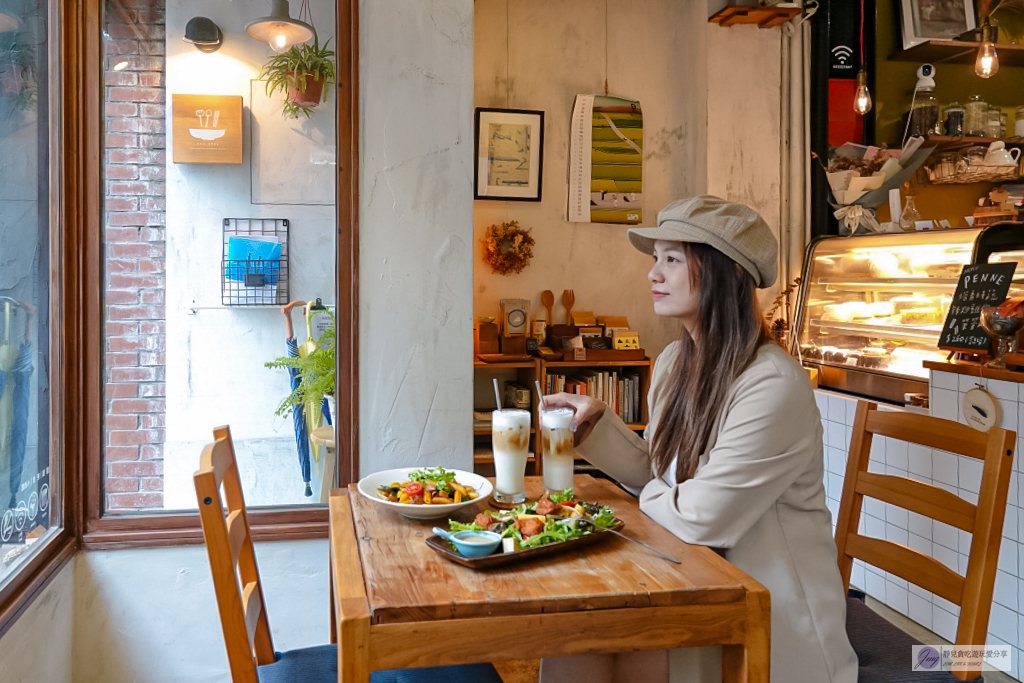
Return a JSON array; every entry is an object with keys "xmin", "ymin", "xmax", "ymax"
[
  {"xmin": 447, "ymin": 496, "xmax": 619, "ymax": 550},
  {"xmin": 408, "ymin": 467, "xmax": 457, "ymax": 485}
]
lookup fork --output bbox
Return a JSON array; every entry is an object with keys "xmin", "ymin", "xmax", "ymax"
[
  {"xmin": 557, "ymin": 516, "xmax": 681, "ymax": 564},
  {"xmin": 562, "ymin": 289, "xmax": 575, "ymax": 325}
]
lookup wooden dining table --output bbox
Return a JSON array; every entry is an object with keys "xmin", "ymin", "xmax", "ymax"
[{"xmin": 329, "ymin": 475, "xmax": 770, "ymax": 682}]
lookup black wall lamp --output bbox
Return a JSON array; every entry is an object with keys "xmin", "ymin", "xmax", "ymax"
[{"xmin": 183, "ymin": 16, "xmax": 222, "ymax": 53}]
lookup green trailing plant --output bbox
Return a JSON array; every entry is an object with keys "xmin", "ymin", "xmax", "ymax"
[
  {"xmin": 265, "ymin": 313, "xmax": 336, "ymax": 417},
  {"xmin": 259, "ymin": 34, "xmax": 336, "ymax": 119},
  {"xmin": 987, "ymin": 1, "xmax": 1024, "ymax": 45}
]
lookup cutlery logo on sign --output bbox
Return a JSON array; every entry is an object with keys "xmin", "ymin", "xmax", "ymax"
[
  {"xmin": 1, "ymin": 510, "xmax": 12, "ymax": 542},
  {"xmin": 189, "ymin": 108, "xmax": 226, "ymax": 142}
]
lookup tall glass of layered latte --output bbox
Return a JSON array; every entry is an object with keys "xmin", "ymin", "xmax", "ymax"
[
  {"xmin": 541, "ymin": 407, "xmax": 575, "ymax": 493},
  {"xmin": 491, "ymin": 408, "xmax": 531, "ymax": 504}
]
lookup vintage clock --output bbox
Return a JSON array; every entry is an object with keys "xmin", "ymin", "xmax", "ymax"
[{"xmin": 500, "ymin": 298, "xmax": 530, "ymax": 336}]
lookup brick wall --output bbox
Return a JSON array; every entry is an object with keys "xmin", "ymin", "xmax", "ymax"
[{"xmin": 102, "ymin": 0, "xmax": 167, "ymax": 511}]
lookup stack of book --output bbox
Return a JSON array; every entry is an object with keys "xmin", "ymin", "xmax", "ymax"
[{"xmin": 544, "ymin": 370, "xmax": 641, "ymax": 423}]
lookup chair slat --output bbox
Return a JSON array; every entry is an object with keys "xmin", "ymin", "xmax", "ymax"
[
  {"xmin": 855, "ymin": 472, "xmax": 976, "ymax": 532},
  {"xmin": 242, "ymin": 580, "xmax": 263, "ymax": 646},
  {"xmin": 199, "ymin": 438, "xmax": 235, "ymax": 487},
  {"xmin": 227, "ymin": 509, "xmax": 247, "ymax": 567},
  {"xmin": 846, "ymin": 534, "xmax": 964, "ymax": 605},
  {"xmin": 865, "ymin": 410, "xmax": 988, "ymax": 459}
]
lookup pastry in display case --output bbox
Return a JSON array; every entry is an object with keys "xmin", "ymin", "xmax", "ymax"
[{"xmin": 793, "ymin": 226, "xmax": 1024, "ymax": 404}]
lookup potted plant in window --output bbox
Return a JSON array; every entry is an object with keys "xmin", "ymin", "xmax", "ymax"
[
  {"xmin": 0, "ymin": 28, "xmax": 36, "ymax": 111},
  {"xmin": 259, "ymin": 33, "xmax": 336, "ymax": 119},
  {"xmin": 265, "ymin": 313, "xmax": 336, "ymax": 423}
]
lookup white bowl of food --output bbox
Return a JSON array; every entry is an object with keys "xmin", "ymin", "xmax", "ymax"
[{"xmin": 356, "ymin": 467, "xmax": 492, "ymax": 520}]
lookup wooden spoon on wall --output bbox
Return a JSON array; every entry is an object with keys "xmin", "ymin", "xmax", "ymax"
[
  {"xmin": 562, "ymin": 289, "xmax": 575, "ymax": 325},
  {"xmin": 541, "ymin": 290, "xmax": 554, "ymax": 324}
]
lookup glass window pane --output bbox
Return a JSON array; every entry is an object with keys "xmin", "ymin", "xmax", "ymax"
[
  {"xmin": 101, "ymin": 0, "xmax": 337, "ymax": 513},
  {"xmin": 0, "ymin": 0, "xmax": 61, "ymax": 586}
]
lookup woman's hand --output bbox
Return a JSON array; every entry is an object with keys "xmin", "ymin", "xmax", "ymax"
[{"xmin": 543, "ymin": 393, "xmax": 606, "ymax": 446}]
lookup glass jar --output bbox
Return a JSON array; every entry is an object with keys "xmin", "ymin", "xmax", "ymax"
[
  {"xmin": 965, "ymin": 95, "xmax": 988, "ymax": 137},
  {"xmin": 1000, "ymin": 112, "xmax": 1007, "ymax": 139},
  {"xmin": 1016, "ymin": 105, "xmax": 1024, "ymax": 138},
  {"xmin": 944, "ymin": 102, "xmax": 965, "ymax": 137},
  {"xmin": 899, "ymin": 195, "xmax": 922, "ymax": 232},
  {"xmin": 908, "ymin": 87, "xmax": 939, "ymax": 138},
  {"xmin": 987, "ymin": 107, "xmax": 1002, "ymax": 139}
]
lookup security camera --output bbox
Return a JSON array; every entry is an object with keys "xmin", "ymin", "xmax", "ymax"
[{"xmin": 916, "ymin": 63, "xmax": 936, "ymax": 89}]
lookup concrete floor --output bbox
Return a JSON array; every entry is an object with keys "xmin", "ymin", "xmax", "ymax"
[{"xmin": 492, "ymin": 599, "xmax": 1018, "ymax": 683}]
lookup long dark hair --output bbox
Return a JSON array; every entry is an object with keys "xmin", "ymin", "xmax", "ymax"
[{"xmin": 651, "ymin": 242, "xmax": 771, "ymax": 483}]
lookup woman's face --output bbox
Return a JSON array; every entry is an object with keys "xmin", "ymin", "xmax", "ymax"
[{"xmin": 648, "ymin": 240, "xmax": 699, "ymax": 330}]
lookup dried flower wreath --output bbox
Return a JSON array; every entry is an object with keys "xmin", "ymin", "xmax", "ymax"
[{"xmin": 481, "ymin": 221, "xmax": 535, "ymax": 276}]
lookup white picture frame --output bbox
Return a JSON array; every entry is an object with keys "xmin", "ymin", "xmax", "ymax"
[{"xmin": 900, "ymin": 0, "xmax": 976, "ymax": 50}]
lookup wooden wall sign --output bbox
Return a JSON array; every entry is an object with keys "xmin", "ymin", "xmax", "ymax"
[{"xmin": 172, "ymin": 94, "xmax": 243, "ymax": 164}]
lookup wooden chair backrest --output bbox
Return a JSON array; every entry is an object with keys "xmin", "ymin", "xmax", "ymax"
[
  {"xmin": 194, "ymin": 425, "xmax": 275, "ymax": 683},
  {"xmin": 835, "ymin": 401, "xmax": 1015, "ymax": 681}
]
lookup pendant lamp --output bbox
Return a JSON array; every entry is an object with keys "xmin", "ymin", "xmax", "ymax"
[
  {"xmin": 975, "ymin": 17, "xmax": 999, "ymax": 79},
  {"xmin": 246, "ymin": 0, "xmax": 313, "ymax": 54}
]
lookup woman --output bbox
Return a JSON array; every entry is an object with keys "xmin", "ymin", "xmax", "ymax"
[{"xmin": 540, "ymin": 196, "xmax": 858, "ymax": 683}]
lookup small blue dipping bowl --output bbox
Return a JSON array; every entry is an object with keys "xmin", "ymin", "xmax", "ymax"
[{"xmin": 431, "ymin": 527, "xmax": 502, "ymax": 557}]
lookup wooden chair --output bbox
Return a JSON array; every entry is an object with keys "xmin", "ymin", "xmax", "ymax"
[
  {"xmin": 835, "ymin": 401, "xmax": 1015, "ymax": 682},
  {"xmin": 195, "ymin": 426, "xmax": 505, "ymax": 683}
]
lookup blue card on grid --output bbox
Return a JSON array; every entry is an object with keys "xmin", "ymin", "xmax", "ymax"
[{"xmin": 225, "ymin": 237, "xmax": 282, "ymax": 283}]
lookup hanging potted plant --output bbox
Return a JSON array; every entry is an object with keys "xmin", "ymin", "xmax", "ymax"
[{"xmin": 259, "ymin": 33, "xmax": 336, "ymax": 119}]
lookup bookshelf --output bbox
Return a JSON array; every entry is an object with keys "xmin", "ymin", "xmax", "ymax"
[{"xmin": 472, "ymin": 356, "xmax": 654, "ymax": 474}]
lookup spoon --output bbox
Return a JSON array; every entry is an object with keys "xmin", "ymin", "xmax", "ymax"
[
  {"xmin": 562, "ymin": 289, "xmax": 575, "ymax": 325},
  {"xmin": 541, "ymin": 290, "xmax": 554, "ymax": 325}
]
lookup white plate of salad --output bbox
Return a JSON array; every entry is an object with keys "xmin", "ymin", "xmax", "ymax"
[{"xmin": 356, "ymin": 467, "xmax": 493, "ymax": 519}]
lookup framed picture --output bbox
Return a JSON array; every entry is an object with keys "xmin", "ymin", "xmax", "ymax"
[
  {"xmin": 900, "ymin": 0, "xmax": 976, "ymax": 49},
  {"xmin": 474, "ymin": 108, "xmax": 544, "ymax": 201}
]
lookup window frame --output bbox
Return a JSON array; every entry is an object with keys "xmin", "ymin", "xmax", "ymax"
[
  {"xmin": 82, "ymin": 0, "xmax": 360, "ymax": 548},
  {"xmin": 1, "ymin": 0, "xmax": 360, "ymax": 636}
]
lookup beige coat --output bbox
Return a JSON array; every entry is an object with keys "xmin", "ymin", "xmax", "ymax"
[{"xmin": 557, "ymin": 342, "xmax": 858, "ymax": 683}]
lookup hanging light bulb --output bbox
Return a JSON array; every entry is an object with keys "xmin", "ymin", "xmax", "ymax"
[
  {"xmin": 853, "ymin": 66, "xmax": 872, "ymax": 115},
  {"xmin": 246, "ymin": 0, "xmax": 313, "ymax": 54},
  {"xmin": 975, "ymin": 17, "xmax": 999, "ymax": 79}
]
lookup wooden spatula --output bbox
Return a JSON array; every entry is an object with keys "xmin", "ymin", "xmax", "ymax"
[
  {"xmin": 562, "ymin": 289, "xmax": 575, "ymax": 325},
  {"xmin": 541, "ymin": 290, "xmax": 554, "ymax": 324}
]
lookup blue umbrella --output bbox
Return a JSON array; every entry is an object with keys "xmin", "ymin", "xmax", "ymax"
[
  {"xmin": 284, "ymin": 336, "xmax": 313, "ymax": 497},
  {"xmin": 6, "ymin": 341, "xmax": 31, "ymax": 509}
]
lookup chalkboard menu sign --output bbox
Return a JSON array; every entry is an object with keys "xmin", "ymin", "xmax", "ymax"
[{"xmin": 938, "ymin": 262, "xmax": 1017, "ymax": 351}]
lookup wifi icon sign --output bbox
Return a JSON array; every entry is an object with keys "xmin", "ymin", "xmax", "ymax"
[{"xmin": 832, "ymin": 45, "xmax": 854, "ymax": 64}]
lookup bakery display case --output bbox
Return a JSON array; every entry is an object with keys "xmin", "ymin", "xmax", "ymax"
[{"xmin": 794, "ymin": 227, "xmax": 1024, "ymax": 404}]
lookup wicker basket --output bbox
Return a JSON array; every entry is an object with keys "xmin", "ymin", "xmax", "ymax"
[{"xmin": 926, "ymin": 162, "xmax": 1019, "ymax": 184}]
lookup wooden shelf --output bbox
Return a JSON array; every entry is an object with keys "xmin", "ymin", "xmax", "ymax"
[
  {"xmin": 544, "ymin": 358, "xmax": 651, "ymax": 368},
  {"xmin": 473, "ymin": 449, "xmax": 535, "ymax": 464},
  {"xmin": 923, "ymin": 360, "xmax": 1024, "ymax": 383},
  {"xmin": 892, "ymin": 40, "xmax": 1024, "ymax": 68},
  {"xmin": 626, "ymin": 423, "xmax": 646, "ymax": 431},
  {"xmin": 708, "ymin": 4, "xmax": 801, "ymax": 28},
  {"xmin": 924, "ymin": 135, "xmax": 1024, "ymax": 152},
  {"xmin": 474, "ymin": 360, "xmax": 537, "ymax": 369}
]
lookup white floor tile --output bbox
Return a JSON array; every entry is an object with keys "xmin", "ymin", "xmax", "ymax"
[
  {"xmin": 933, "ymin": 595, "xmax": 960, "ymax": 616},
  {"xmin": 886, "ymin": 582, "xmax": 909, "ymax": 616},
  {"xmin": 864, "ymin": 497, "xmax": 886, "ymax": 520},
  {"xmin": 886, "ymin": 438, "xmax": 910, "ymax": 470},
  {"xmin": 827, "ymin": 421, "xmax": 845, "ymax": 451},
  {"xmin": 845, "ymin": 398, "xmax": 858, "ymax": 426},
  {"xmin": 933, "ymin": 520, "xmax": 959, "ymax": 551},
  {"xmin": 908, "ymin": 532, "xmax": 931, "ymax": 557},
  {"xmin": 959, "ymin": 529, "xmax": 972, "ymax": 556},
  {"xmin": 869, "ymin": 435, "xmax": 885, "ymax": 463},
  {"xmin": 933, "ymin": 543, "xmax": 958, "ymax": 572},
  {"xmin": 933, "ymin": 605, "xmax": 958, "ymax": 641},
  {"xmin": 999, "ymin": 398, "xmax": 1019, "ymax": 432},
  {"xmin": 1006, "ymin": 506, "xmax": 1018, "ymax": 542},
  {"xmin": 827, "ymin": 394, "xmax": 847, "ymax": 423},
  {"xmin": 865, "ymin": 570, "xmax": 886, "ymax": 601},
  {"xmin": 886, "ymin": 504, "xmax": 909, "ymax": 530},
  {"xmin": 886, "ymin": 523, "xmax": 908, "ymax": 547},
  {"xmin": 908, "ymin": 511, "xmax": 931, "ymax": 538},
  {"xmin": 850, "ymin": 563, "xmax": 865, "ymax": 591},
  {"xmin": 866, "ymin": 515, "xmax": 886, "ymax": 540}
]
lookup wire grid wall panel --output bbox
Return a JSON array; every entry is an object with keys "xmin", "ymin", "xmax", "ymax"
[{"xmin": 221, "ymin": 218, "xmax": 289, "ymax": 306}]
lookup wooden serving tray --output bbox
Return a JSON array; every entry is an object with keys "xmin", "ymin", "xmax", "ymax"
[
  {"xmin": 425, "ymin": 518, "xmax": 624, "ymax": 569},
  {"xmin": 476, "ymin": 353, "xmax": 533, "ymax": 363}
]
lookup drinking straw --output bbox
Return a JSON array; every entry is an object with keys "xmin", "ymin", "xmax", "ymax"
[
  {"xmin": 492, "ymin": 378, "xmax": 502, "ymax": 410},
  {"xmin": 534, "ymin": 380, "xmax": 548, "ymax": 410}
]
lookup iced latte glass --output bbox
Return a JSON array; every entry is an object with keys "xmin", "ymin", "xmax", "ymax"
[
  {"xmin": 541, "ymin": 407, "xmax": 575, "ymax": 494},
  {"xmin": 491, "ymin": 408, "xmax": 531, "ymax": 504}
]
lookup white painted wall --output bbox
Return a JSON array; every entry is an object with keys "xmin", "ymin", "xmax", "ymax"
[
  {"xmin": 163, "ymin": 1, "xmax": 337, "ymax": 508},
  {"xmin": 706, "ymin": 23, "xmax": 783, "ymax": 306},
  {"xmin": 473, "ymin": 0, "xmax": 708, "ymax": 362},
  {"xmin": 0, "ymin": 561, "xmax": 73, "ymax": 683},
  {"xmin": 358, "ymin": 0, "xmax": 475, "ymax": 475},
  {"xmin": 70, "ymin": 540, "xmax": 328, "ymax": 683}
]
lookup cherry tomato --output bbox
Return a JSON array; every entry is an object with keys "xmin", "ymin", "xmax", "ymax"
[
  {"xmin": 560, "ymin": 501, "xmax": 577, "ymax": 508},
  {"xmin": 405, "ymin": 482, "xmax": 423, "ymax": 495}
]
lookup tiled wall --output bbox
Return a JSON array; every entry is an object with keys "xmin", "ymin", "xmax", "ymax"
[{"xmin": 817, "ymin": 372, "xmax": 1024, "ymax": 679}]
